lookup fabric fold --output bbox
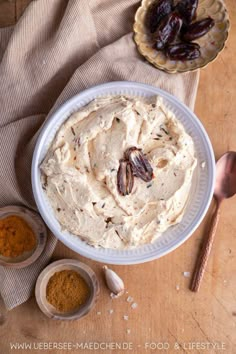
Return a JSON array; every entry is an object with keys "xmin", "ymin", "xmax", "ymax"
[{"xmin": 0, "ymin": 0, "xmax": 199, "ymax": 310}]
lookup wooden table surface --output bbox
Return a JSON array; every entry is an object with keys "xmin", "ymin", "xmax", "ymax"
[{"xmin": 0, "ymin": 1, "xmax": 235, "ymax": 353}]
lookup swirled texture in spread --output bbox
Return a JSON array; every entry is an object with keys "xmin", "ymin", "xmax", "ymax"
[{"xmin": 40, "ymin": 96, "xmax": 197, "ymax": 249}]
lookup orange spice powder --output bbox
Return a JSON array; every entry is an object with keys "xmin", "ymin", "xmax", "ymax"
[{"xmin": 0, "ymin": 215, "xmax": 36, "ymax": 258}]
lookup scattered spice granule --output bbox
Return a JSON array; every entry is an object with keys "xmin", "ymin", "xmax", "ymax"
[
  {"xmin": 97, "ymin": 311, "xmax": 101, "ymax": 315},
  {"xmin": 176, "ymin": 284, "xmax": 180, "ymax": 291},
  {"xmin": 108, "ymin": 309, "xmax": 114, "ymax": 314},
  {"xmin": 126, "ymin": 296, "xmax": 133, "ymax": 303},
  {"xmin": 160, "ymin": 127, "xmax": 169, "ymax": 135},
  {"xmin": 71, "ymin": 127, "xmax": 76, "ymax": 136},
  {"xmin": 232, "ymin": 312, "xmax": 236, "ymax": 316},
  {"xmin": 123, "ymin": 315, "xmax": 129, "ymax": 321},
  {"xmin": 183, "ymin": 271, "xmax": 190, "ymax": 278},
  {"xmin": 131, "ymin": 303, "xmax": 138, "ymax": 309},
  {"xmin": 127, "ymin": 329, "xmax": 131, "ymax": 335}
]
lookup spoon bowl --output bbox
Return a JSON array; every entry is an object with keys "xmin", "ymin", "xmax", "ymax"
[{"xmin": 214, "ymin": 151, "xmax": 236, "ymax": 201}]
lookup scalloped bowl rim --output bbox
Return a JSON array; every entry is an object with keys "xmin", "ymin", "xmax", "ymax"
[{"xmin": 133, "ymin": 0, "xmax": 230, "ymax": 74}]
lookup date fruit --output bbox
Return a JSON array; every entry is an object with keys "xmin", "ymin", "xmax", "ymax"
[
  {"xmin": 117, "ymin": 159, "xmax": 134, "ymax": 196},
  {"xmin": 166, "ymin": 42, "xmax": 200, "ymax": 60},
  {"xmin": 182, "ymin": 17, "xmax": 215, "ymax": 41},
  {"xmin": 146, "ymin": 0, "xmax": 173, "ymax": 33},
  {"xmin": 125, "ymin": 147, "xmax": 153, "ymax": 182},
  {"xmin": 175, "ymin": 0, "xmax": 198, "ymax": 24},
  {"xmin": 153, "ymin": 12, "xmax": 183, "ymax": 50}
]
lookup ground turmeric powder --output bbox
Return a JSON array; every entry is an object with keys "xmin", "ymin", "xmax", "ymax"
[
  {"xmin": 0, "ymin": 215, "xmax": 36, "ymax": 258},
  {"xmin": 46, "ymin": 270, "xmax": 90, "ymax": 312}
]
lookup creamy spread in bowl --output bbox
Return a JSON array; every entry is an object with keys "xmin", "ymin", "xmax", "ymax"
[{"xmin": 40, "ymin": 95, "xmax": 197, "ymax": 249}]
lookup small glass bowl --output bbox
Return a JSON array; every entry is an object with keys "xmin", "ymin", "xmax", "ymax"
[
  {"xmin": 0, "ymin": 205, "xmax": 47, "ymax": 268},
  {"xmin": 35, "ymin": 259, "xmax": 100, "ymax": 320}
]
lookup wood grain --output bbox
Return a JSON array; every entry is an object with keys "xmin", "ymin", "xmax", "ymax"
[
  {"xmin": 0, "ymin": 1, "xmax": 236, "ymax": 353},
  {"xmin": 0, "ymin": 0, "xmax": 16, "ymax": 27},
  {"xmin": 15, "ymin": 0, "xmax": 31, "ymax": 20}
]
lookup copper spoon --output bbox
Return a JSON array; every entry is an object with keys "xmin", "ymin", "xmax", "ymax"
[{"xmin": 190, "ymin": 151, "xmax": 236, "ymax": 292}]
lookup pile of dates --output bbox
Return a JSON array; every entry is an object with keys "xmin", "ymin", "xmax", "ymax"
[{"xmin": 146, "ymin": 0, "xmax": 215, "ymax": 60}]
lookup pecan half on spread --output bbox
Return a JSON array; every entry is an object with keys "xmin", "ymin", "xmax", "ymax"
[
  {"xmin": 117, "ymin": 159, "xmax": 134, "ymax": 196},
  {"xmin": 125, "ymin": 147, "xmax": 153, "ymax": 182}
]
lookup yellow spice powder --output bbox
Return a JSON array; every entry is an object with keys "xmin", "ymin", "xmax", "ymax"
[
  {"xmin": 0, "ymin": 215, "xmax": 36, "ymax": 258},
  {"xmin": 46, "ymin": 270, "xmax": 90, "ymax": 312}
]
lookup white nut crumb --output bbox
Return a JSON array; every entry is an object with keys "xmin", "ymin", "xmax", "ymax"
[
  {"xmin": 110, "ymin": 292, "xmax": 119, "ymax": 299},
  {"xmin": 123, "ymin": 315, "xmax": 129, "ymax": 321},
  {"xmin": 97, "ymin": 311, "xmax": 101, "ymax": 315},
  {"xmin": 127, "ymin": 296, "xmax": 133, "ymax": 303},
  {"xmin": 183, "ymin": 271, "xmax": 190, "ymax": 278},
  {"xmin": 201, "ymin": 161, "xmax": 206, "ymax": 169},
  {"xmin": 176, "ymin": 284, "xmax": 180, "ymax": 291},
  {"xmin": 108, "ymin": 309, "xmax": 114, "ymax": 314},
  {"xmin": 131, "ymin": 302, "xmax": 138, "ymax": 309},
  {"xmin": 127, "ymin": 329, "xmax": 131, "ymax": 334}
]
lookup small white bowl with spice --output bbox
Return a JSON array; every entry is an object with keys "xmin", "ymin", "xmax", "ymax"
[
  {"xmin": 35, "ymin": 259, "xmax": 100, "ymax": 320},
  {"xmin": 0, "ymin": 205, "xmax": 47, "ymax": 268}
]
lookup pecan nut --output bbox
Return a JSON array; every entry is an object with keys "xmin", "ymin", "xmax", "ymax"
[
  {"xmin": 117, "ymin": 159, "xmax": 134, "ymax": 196},
  {"xmin": 125, "ymin": 147, "xmax": 153, "ymax": 182}
]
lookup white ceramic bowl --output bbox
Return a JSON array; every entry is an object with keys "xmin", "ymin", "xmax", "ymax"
[{"xmin": 32, "ymin": 81, "xmax": 215, "ymax": 265}]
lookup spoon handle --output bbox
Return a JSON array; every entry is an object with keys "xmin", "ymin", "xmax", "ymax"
[{"xmin": 190, "ymin": 201, "xmax": 221, "ymax": 292}]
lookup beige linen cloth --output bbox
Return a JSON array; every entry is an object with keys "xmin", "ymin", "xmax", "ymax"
[{"xmin": 0, "ymin": 0, "xmax": 199, "ymax": 310}]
